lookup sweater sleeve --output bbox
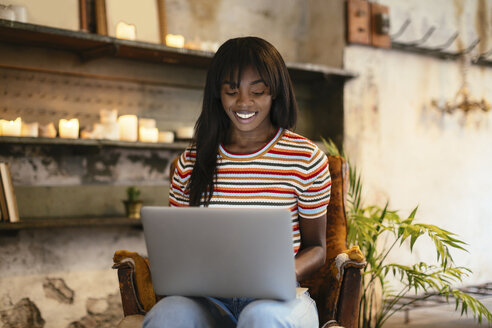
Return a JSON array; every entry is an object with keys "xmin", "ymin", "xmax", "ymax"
[
  {"xmin": 168, "ymin": 147, "xmax": 195, "ymax": 207},
  {"xmin": 297, "ymin": 147, "xmax": 331, "ymax": 218}
]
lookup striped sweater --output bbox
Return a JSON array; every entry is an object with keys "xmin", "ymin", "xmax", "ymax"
[{"xmin": 169, "ymin": 128, "xmax": 331, "ymax": 254}]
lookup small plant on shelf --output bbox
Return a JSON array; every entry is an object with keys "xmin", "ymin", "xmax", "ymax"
[{"xmin": 123, "ymin": 186, "xmax": 142, "ymax": 219}]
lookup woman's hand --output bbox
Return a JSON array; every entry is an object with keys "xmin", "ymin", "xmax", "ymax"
[{"xmin": 294, "ymin": 214, "xmax": 327, "ymax": 281}]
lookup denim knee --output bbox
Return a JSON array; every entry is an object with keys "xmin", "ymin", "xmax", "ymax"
[
  {"xmin": 237, "ymin": 294, "xmax": 318, "ymax": 328},
  {"xmin": 237, "ymin": 300, "xmax": 294, "ymax": 328},
  {"xmin": 143, "ymin": 296, "xmax": 217, "ymax": 328}
]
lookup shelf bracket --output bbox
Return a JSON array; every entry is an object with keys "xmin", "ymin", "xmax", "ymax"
[{"xmin": 79, "ymin": 43, "xmax": 120, "ymax": 62}]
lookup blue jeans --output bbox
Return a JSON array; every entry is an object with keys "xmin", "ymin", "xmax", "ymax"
[{"xmin": 143, "ymin": 291, "xmax": 319, "ymax": 328}]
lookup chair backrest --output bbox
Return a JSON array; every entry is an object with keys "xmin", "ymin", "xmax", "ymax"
[{"xmin": 300, "ymin": 155, "xmax": 350, "ymax": 323}]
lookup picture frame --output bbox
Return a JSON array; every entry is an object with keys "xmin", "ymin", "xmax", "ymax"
[{"xmin": 94, "ymin": 0, "xmax": 167, "ymax": 44}]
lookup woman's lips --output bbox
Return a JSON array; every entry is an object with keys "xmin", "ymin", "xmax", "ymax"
[{"xmin": 234, "ymin": 111, "xmax": 257, "ymax": 123}]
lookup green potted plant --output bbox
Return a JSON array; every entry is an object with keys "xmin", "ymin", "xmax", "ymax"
[
  {"xmin": 322, "ymin": 138, "xmax": 492, "ymax": 327},
  {"xmin": 123, "ymin": 186, "xmax": 142, "ymax": 219}
]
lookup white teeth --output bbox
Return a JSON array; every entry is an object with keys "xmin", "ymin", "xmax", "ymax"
[{"xmin": 236, "ymin": 112, "xmax": 255, "ymax": 119}]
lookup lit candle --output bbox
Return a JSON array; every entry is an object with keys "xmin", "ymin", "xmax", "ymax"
[
  {"xmin": 1, "ymin": 117, "xmax": 22, "ymax": 137},
  {"xmin": 158, "ymin": 131, "xmax": 174, "ymax": 143},
  {"xmin": 139, "ymin": 127, "xmax": 159, "ymax": 143},
  {"xmin": 118, "ymin": 115, "xmax": 138, "ymax": 142},
  {"xmin": 59, "ymin": 118, "xmax": 79, "ymax": 139},
  {"xmin": 176, "ymin": 126, "xmax": 194, "ymax": 140},
  {"xmin": 165, "ymin": 34, "xmax": 185, "ymax": 48},
  {"xmin": 21, "ymin": 122, "xmax": 39, "ymax": 137},
  {"xmin": 116, "ymin": 21, "xmax": 136, "ymax": 41}
]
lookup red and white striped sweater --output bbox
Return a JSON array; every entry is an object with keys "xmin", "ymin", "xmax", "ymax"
[{"xmin": 169, "ymin": 128, "xmax": 331, "ymax": 254}]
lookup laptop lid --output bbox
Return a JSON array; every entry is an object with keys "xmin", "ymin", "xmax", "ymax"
[{"xmin": 141, "ymin": 206, "xmax": 297, "ymax": 301}]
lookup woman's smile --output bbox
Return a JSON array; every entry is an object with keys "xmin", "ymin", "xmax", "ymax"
[{"xmin": 234, "ymin": 111, "xmax": 258, "ymax": 123}]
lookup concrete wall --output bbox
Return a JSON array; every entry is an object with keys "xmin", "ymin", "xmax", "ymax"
[
  {"xmin": 2, "ymin": 0, "xmax": 491, "ymax": 326},
  {"xmin": 343, "ymin": 0, "xmax": 492, "ymax": 286},
  {"xmin": 165, "ymin": 0, "xmax": 345, "ymax": 66},
  {"xmin": 0, "ymin": 1, "xmax": 347, "ymax": 326},
  {"xmin": 0, "ymin": 227, "xmax": 147, "ymax": 327}
]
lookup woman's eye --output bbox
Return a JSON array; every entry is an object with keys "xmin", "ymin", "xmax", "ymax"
[
  {"xmin": 252, "ymin": 91, "xmax": 265, "ymax": 96},
  {"xmin": 225, "ymin": 91, "xmax": 237, "ymax": 96}
]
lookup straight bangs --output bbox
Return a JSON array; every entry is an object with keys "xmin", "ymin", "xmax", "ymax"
[{"xmin": 212, "ymin": 40, "xmax": 280, "ymax": 100}]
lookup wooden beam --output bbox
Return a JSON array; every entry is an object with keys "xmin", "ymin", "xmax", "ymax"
[
  {"xmin": 95, "ymin": 0, "xmax": 108, "ymax": 35},
  {"xmin": 156, "ymin": 0, "xmax": 167, "ymax": 45}
]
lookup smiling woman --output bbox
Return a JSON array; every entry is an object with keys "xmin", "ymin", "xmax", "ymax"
[{"xmin": 144, "ymin": 37, "xmax": 331, "ymax": 328}]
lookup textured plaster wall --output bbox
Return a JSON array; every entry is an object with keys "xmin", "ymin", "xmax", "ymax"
[
  {"xmin": 165, "ymin": 0, "xmax": 345, "ymax": 66},
  {"xmin": 0, "ymin": 227, "xmax": 146, "ymax": 327},
  {"xmin": 343, "ymin": 0, "xmax": 492, "ymax": 285},
  {"xmin": 0, "ymin": 1, "xmax": 346, "ymax": 326}
]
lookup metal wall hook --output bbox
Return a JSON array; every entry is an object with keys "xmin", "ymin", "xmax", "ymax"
[
  {"xmin": 430, "ymin": 32, "xmax": 459, "ymax": 52},
  {"xmin": 457, "ymin": 38, "xmax": 480, "ymax": 55},
  {"xmin": 405, "ymin": 26, "xmax": 436, "ymax": 47},
  {"xmin": 391, "ymin": 18, "xmax": 411, "ymax": 40}
]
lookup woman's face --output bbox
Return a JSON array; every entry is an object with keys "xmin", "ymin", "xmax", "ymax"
[{"xmin": 220, "ymin": 66, "xmax": 273, "ymax": 137}]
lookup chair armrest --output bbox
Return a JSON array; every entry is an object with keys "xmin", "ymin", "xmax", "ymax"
[
  {"xmin": 113, "ymin": 250, "xmax": 157, "ymax": 315},
  {"xmin": 113, "ymin": 261, "xmax": 146, "ymax": 316},
  {"xmin": 331, "ymin": 246, "xmax": 366, "ymax": 328},
  {"xmin": 305, "ymin": 246, "xmax": 366, "ymax": 328},
  {"xmin": 336, "ymin": 260, "xmax": 366, "ymax": 328}
]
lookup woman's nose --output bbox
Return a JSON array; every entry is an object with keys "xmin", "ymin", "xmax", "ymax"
[{"xmin": 237, "ymin": 91, "xmax": 252, "ymax": 106}]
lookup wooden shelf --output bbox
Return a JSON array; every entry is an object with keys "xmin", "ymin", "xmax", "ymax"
[
  {"xmin": 0, "ymin": 217, "xmax": 142, "ymax": 231},
  {"xmin": 0, "ymin": 19, "xmax": 357, "ymax": 80},
  {"xmin": 0, "ymin": 136, "xmax": 189, "ymax": 150}
]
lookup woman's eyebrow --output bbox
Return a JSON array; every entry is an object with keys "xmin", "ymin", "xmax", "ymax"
[
  {"xmin": 222, "ymin": 79, "xmax": 266, "ymax": 87},
  {"xmin": 250, "ymin": 79, "xmax": 266, "ymax": 85}
]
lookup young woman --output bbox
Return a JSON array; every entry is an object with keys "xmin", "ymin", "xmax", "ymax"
[{"xmin": 144, "ymin": 36, "xmax": 331, "ymax": 328}]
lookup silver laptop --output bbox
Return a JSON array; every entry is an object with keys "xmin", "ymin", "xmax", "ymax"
[{"xmin": 141, "ymin": 206, "xmax": 297, "ymax": 301}]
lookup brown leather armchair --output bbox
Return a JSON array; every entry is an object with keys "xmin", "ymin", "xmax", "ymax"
[{"xmin": 112, "ymin": 155, "xmax": 366, "ymax": 328}]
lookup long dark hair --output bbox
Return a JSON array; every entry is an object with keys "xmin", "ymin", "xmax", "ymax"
[{"xmin": 189, "ymin": 36, "xmax": 298, "ymax": 206}]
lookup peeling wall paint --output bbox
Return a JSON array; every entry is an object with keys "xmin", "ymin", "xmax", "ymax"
[
  {"xmin": 0, "ymin": 227, "xmax": 146, "ymax": 327},
  {"xmin": 0, "ymin": 144, "xmax": 177, "ymax": 186},
  {"xmin": 0, "ymin": 1, "xmax": 349, "ymax": 326},
  {"xmin": 2, "ymin": 0, "xmax": 490, "ymax": 326},
  {"xmin": 344, "ymin": 0, "xmax": 492, "ymax": 286}
]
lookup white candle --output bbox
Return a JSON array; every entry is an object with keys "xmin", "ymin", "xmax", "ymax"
[
  {"xmin": 118, "ymin": 115, "xmax": 138, "ymax": 142},
  {"xmin": 176, "ymin": 126, "xmax": 194, "ymax": 139},
  {"xmin": 166, "ymin": 34, "xmax": 185, "ymax": 48},
  {"xmin": 139, "ymin": 127, "xmax": 159, "ymax": 143},
  {"xmin": 102, "ymin": 122, "xmax": 119, "ymax": 140},
  {"xmin": 59, "ymin": 118, "xmax": 79, "ymax": 139},
  {"xmin": 1, "ymin": 117, "xmax": 22, "ymax": 136},
  {"xmin": 21, "ymin": 122, "xmax": 39, "ymax": 137},
  {"xmin": 116, "ymin": 21, "xmax": 137, "ymax": 41},
  {"xmin": 158, "ymin": 131, "xmax": 174, "ymax": 143}
]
